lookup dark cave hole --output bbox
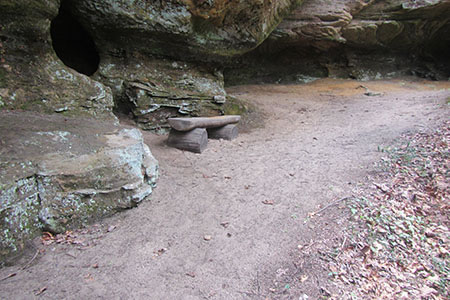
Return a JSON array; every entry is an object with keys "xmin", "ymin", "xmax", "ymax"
[
  {"xmin": 50, "ymin": 3, "xmax": 99, "ymax": 76},
  {"xmin": 426, "ymin": 25, "xmax": 450, "ymax": 76}
]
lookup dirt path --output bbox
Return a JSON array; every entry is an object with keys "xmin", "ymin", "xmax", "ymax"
[{"xmin": 1, "ymin": 78, "xmax": 449, "ymax": 299}]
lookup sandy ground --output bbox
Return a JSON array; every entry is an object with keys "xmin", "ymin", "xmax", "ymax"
[{"xmin": 0, "ymin": 78, "xmax": 449, "ymax": 299}]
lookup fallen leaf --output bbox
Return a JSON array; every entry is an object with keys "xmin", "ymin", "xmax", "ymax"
[
  {"xmin": 84, "ymin": 274, "xmax": 94, "ymax": 281},
  {"xmin": 425, "ymin": 274, "xmax": 440, "ymax": 284},
  {"xmin": 360, "ymin": 245, "xmax": 371, "ymax": 257},
  {"xmin": 299, "ymin": 275, "xmax": 308, "ymax": 282}
]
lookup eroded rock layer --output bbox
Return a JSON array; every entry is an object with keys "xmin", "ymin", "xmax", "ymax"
[
  {"xmin": 225, "ymin": 0, "xmax": 450, "ymax": 84},
  {"xmin": 64, "ymin": 0, "xmax": 301, "ymax": 59},
  {"xmin": 57, "ymin": 0, "xmax": 301, "ymax": 129},
  {"xmin": 1, "ymin": 0, "xmax": 448, "ymax": 123}
]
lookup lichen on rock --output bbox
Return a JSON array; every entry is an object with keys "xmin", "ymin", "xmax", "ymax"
[
  {"xmin": 0, "ymin": 111, "xmax": 158, "ymax": 263},
  {"xmin": 65, "ymin": 0, "xmax": 301, "ymax": 59}
]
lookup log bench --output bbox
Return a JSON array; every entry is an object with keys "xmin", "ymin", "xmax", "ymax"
[{"xmin": 167, "ymin": 115, "xmax": 240, "ymax": 153}]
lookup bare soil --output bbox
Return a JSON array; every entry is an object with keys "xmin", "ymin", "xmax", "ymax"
[{"xmin": 0, "ymin": 78, "xmax": 449, "ymax": 299}]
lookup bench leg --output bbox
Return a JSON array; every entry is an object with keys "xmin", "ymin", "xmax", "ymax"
[
  {"xmin": 207, "ymin": 124, "xmax": 238, "ymax": 140},
  {"xmin": 167, "ymin": 128, "xmax": 208, "ymax": 153}
]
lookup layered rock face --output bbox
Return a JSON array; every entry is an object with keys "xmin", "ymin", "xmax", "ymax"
[
  {"xmin": 59, "ymin": 0, "xmax": 301, "ymax": 130},
  {"xmin": 2, "ymin": 0, "xmax": 448, "ymax": 122},
  {"xmin": 225, "ymin": 0, "xmax": 450, "ymax": 84},
  {"xmin": 0, "ymin": 111, "xmax": 158, "ymax": 263},
  {"xmin": 65, "ymin": 0, "xmax": 300, "ymax": 59}
]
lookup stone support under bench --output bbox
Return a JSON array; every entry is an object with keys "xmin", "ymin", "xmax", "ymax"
[{"xmin": 167, "ymin": 116, "xmax": 241, "ymax": 153}]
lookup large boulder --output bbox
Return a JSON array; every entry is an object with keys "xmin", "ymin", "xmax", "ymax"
[
  {"xmin": 0, "ymin": 111, "xmax": 158, "ymax": 263},
  {"xmin": 0, "ymin": 0, "xmax": 115, "ymax": 118}
]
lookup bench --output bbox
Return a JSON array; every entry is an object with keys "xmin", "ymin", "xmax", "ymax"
[{"xmin": 167, "ymin": 115, "xmax": 241, "ymax": 153}]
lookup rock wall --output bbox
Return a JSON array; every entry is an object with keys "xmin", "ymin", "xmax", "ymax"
[
  {"xmin": 2, "ymin": 0, "xmax": 448, "ymax": 123},
  {"xmin": 58, "ymin": 0, "xmax": 301, "ymax": 129},
  {"xmin": 225, "ymin": 0, "xmax": 450, "ymax": 84},
  {"xmin": 64, "ymin": 0, "xmax": 301, "ymax": 60},
  {"xmin": 0, "ymin": 0, "xmax": 115, "ymax": 118}
]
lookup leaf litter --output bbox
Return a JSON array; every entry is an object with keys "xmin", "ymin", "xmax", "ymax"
[{"xmin": 324, "ymin": 121, "xmax": 449, "ymax": 299}]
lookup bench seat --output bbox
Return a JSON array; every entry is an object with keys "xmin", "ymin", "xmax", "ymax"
[
  {"xmin": 167, "ymin": 115, "xmax": 241, "ymax": 153},
  {"xmin": 168, "ymin": 115, "xmax": 241, "ymax": 131}
]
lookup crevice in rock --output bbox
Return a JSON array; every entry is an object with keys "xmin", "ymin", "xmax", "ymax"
[
  {"xmin": 50, "ymin": 0, "xmax": 100, "ymax": 76},
  {"xmin": 114, "ymin": 95, "xmax": 136, "ymax": 119}
]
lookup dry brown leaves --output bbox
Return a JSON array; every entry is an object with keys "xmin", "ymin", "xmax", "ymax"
[
  {"xmin": 39, "ymin": 223, "xmax": 113, "ymax": 250},
  {"xmin": 41, "ymin": 231, "xmax": 87, "ymax": 247},
  {"xmin": 327, "ymin": 121, "xmax": 449, "ymax": 299}
]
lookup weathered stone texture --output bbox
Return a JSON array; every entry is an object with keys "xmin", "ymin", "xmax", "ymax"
[
  {"xmin": 225, "ymin": 0, "xmax": 450, "ymax": 84},
  {"xmin": 0, "ymin": 111, "xmax": 158, "ymax": 262},
  {"xmin": 0, "ymin": 0, "xmax": 115, "ymax": 118},
  {"xmin": 95, "ymin": 55, "xmax": 226, "ymax": 131},
  {"xmin": 265, "ymin": 0, "xmax": 450, "ymax": 52},
  {"xmin": 53, "ymin": 0, "xmax": 300, "ymax": 128},
  {"xmin": 65, "ymin": 0, "xmax": 301, "ymax": 59}
]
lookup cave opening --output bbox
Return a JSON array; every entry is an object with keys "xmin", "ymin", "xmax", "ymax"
[
  {"xmin": 426, "ymin": 24, "xmax": 450, "ymax": 76},
  {"xmin": 50, "ymin": 2, "xmax": 100, "ymax": 76}
]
